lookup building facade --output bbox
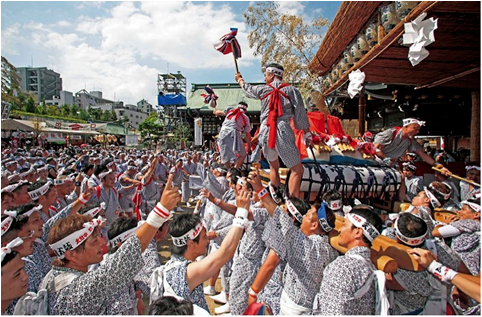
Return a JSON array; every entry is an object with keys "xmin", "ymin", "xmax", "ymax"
[
  {"xmin": 17, "ymin": 67, "xmax": 62, "ymax": 102},
  {"xmin": 114, "ymin": 104, "xmax": 148, "ymax": 131},
  {"xmin": 74, "ymin": 89, "xmax": 123, "ymax": 110},
  {"xmin": 137, "ymin": 99, "xmax": 153, "ymax": 114}
]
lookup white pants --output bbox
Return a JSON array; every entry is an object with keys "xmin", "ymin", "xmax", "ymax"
[{"xmin": 279, "ymin": 290, "xmax": 311, "ymax": 315}]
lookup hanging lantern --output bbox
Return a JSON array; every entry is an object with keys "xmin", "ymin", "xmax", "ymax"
[
  {"xmin": 365, "ymin": 19, "xmax": 378, "ymax": 48},
  {"xmin": 395, "ymin": 1, "xmax": 419, "ymax": 20},
  {"xmin": 381, "ymin": 3, "xmax": 401, "ymax": 33}
]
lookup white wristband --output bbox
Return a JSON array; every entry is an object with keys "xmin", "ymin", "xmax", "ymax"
[
  {"xmin": 146, "ymin": 202, "xmax": 172, "ymax": 229},
  {"xmin": 78, "ymin": 194, "xmax": 88, "ymax": 204},
  {"xmin": 233, "ymin": 207, "xmax": 249, "ymax": 229},
  {"xmin": 248, "ymin": 287, "xmax": 258, "ymax": 297},
  {"xmin": 237, "ymin": 77, "xmax": 244, "ymax": 84},
  {"xmin": 427, "ymin": 260, "xmax": 458, "ymax": 283}
]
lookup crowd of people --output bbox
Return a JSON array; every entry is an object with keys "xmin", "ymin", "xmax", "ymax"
[{"xmin": 1, "ymin": 63, "xmax": 480, "ymax": 315}]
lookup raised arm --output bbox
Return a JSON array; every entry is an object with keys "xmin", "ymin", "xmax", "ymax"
[
  {"xmin": 247, "ymin": 171, "xmax": 278, "ymax": 216},
  {"xmin": 136, "ymin": 173, "xmax": 180, "ymax": 251},
  {"xmin": 248, "ymin": 249, "xmax": 281, "ymax": 305},
  {"xmin": 200, "ymin": 188, "xmax": 254, "ymax": 221},
  {"xmin": 186, "ymin": 187, "xmax": 250, "ymax": 291}
]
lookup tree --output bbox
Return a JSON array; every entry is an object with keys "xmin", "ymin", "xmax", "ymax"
[
  {"xmin": 36, "ymin": 104, "xmax": 46, "ymax": 115},
  {"xmin": 25, "ymin": 96, "xmax": 36, "ymax": 113},
  {"xmin": 69, "ymin": 104, "xmax": 80, "ymax": 117},
  {"xmin": 139, "ymin": 112, "xmax": 164, "ymax": 148},
  {"xmin": 171, "ymin": 122, "xmax": 192, "ymax": 144},
  {"xmin": 1, "ymin": 56, "xmax": 21, "ymax": 105},
  {"xmin": 60, "ymin": 104, "xmax": 70, "ymax": 117},
  {"xmin": 46, "ymin": 105, "xmax": 58, "ymax": 116},
  {"xmin": 79, "ymin": 109, "xmax": 90, "ymax": 121},
  {"xmin": 243, "ymin": 2, "xmax": 329, "ymax": 98}
]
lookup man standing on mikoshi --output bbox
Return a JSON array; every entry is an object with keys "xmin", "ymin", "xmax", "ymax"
[
  {"xmin": 213, "ymin": 101, "xmax": 252, "ymax": 170},
  {"xmin": 235, "ymin": 63, "xmax": 312, "ymax": 198}
]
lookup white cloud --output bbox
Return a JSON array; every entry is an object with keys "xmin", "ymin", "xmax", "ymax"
[
  {"xmin": 2, "ymin": 1, "xmax": 260, "ymax": 103},
  {"xmin": 277, "ymin": 2, "xmax": 305, "ymax": 16},
  {"xmin": 56, "ymin": 20, "xmax": 72, "ymax": 27},
  {"xmin": 1, "ymin": 23, "xmax": 21, "ymax": 55},
  {"xmin": 76, "ymin": 1, "xmax": 104, "ymax": 10}
]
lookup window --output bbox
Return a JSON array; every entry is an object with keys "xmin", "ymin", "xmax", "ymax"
[{"xmin": 130, "ymin": 114, "xmax": 133, "ymax": 117}]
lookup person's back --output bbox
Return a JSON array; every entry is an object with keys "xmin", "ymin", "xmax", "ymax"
[
  {"xmin": 314, "ymin": 246, "xmax": 376, "ymax": 315},
  {"xmin": 313, "ymin": 208, "xmax": 385, "ymax": 315}
]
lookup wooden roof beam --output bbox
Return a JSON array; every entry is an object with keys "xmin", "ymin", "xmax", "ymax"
[{"xmin": 321, "ymin": 1, "xmax": 441, "ymax": 98}]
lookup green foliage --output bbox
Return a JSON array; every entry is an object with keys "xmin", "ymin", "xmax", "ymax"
[
  {"xmin": 11, "ymin": 110, "xmax": 87, "ymax": 123},
  {"xmin": 243, "ymin": 2, "xmax": 329, "ymax": 97},
  {"xmin": 171, "ymin": 122, "xmax": 192, "ymax": 143},
  {"xmin": 79, "ymin": 109, "xmax": 90, "ymax": 121},
  {"xmin": 36, "ymin": 104, "xmax": 46, "ymax": 115},
  {"xmin": 46, "ymin": 105, "xmax": 58, "ymax": 116},
  {"xmin": 25, "ymin": 96, "xmax": 36, "ymax": 113},
  {"xmin": 139, "ymin": 112, "xmax": 163, "ymax": 139}
]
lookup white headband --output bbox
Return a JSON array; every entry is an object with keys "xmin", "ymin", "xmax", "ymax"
[
  {"xmin": 23, "ymin": 205, "xmax": 43, "ymax": 218},
  {"xmin": 423, "ymin": 186, "xmax": 441, "ymax": 208},
  {"xmin": 461, "ymin": 200, "xmax": 481, "ymax": 213},
  {"xmin": 54, "ymin": 176, "xmax": 75, "ymax": 185},
  {"xmin": 20, "ymin": 168, "xmax": 35, "ymax": 178},
  {"xmin": 1, "ymin": 238, "xmax": 24, "ymax": 263},
  {"xmin": 1, "ymin": 180, "xmax": 29, "ymax": 193},
  {"xmin": 237, "ymin": 103, "xmax": 247, "ymax": 111},
  {"xmin": 99, "ymin": 169, "xmax": 114, "ymax": 180},
  {"xmin": 285, "ymin": 200, "xmax": 303, "ymax": 223},
  {"xmin": 49, "ymin": 216, "xmax": 105, "ymax": 259},
  {"xmin": 1, "ymin": 210, "xmax": 18, "ymax": 236},
  {"xmin": 171, "ymin": 221, "xmax": 204, "ymax": 247},
  {"xmin": 109, "ymin": 220, "xmax": 145, "ymax": 247},
  {"xmin": 106, "ymin": 161, "xmax": 115, "ymax": 168},
  {"xmin": 5, "ymin": 161, "xmax": 17, "ymax": 167},
  {"xmin": 36, "ymin": 166, "xmax": 48, "ymax": 172},
  {"xmin": 268, "ymin": 182, "xmax": 281, "ymax": 204},
  {"xmin": 28, "ymin": 181, "xmax": 53, "ymax": 200},
  {"xmin": 403, "ymin": 118, "xmax": 425, "ymax": 127},
  {"xmin": 266, "ymin": 66, "xmax": 284, "ymax": 77},
  {"xmin": 346, "ymin": 213, "xmax": 380, "ymax": 242},
  {"xmin": 394, "ymin": 217, "xmax": 427, "ymax": 246},
  {"xmin": 84, "ymin": 202, "xmax": 106, "ymax": 218},
  {"xmin": 466, "ymin": 165, "xmax": 481, "ymax": 171},
  {"xmin": 127, "ymin": 165, "xmax": 137, "ymax": 171},
  {"xmin": 326, "ymin": 199, "xmax": 342, "ymax": 211}
]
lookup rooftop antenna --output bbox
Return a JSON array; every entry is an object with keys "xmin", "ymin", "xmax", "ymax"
[{"xmin": 31, "ymin": 55, "xmax": 33, "ymax": 67}]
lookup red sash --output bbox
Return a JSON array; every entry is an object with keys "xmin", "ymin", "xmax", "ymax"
[
  {"xmin": 226, "ymin": 108, "xmax": 247, "ymax": 127},
  {"xmin": 260, "ymin": 83, "xmax": 291, "ymax": 149}
]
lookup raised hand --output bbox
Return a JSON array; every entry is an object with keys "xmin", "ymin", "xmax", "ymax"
[{"xmin": 160, "ymin": 173, "xmax": 181, "ymax": 212}]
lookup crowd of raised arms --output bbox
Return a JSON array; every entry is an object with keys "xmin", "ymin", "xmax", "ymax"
[{"xmin": 1, "ymin": 63, "xmax": 480, "ymax": 316}]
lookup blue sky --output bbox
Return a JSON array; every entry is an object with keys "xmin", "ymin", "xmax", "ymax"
[{"xmin": 1, "ymin": 1, "xmax": 342, "ymax": 105}]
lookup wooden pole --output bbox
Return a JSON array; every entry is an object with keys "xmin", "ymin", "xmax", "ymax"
[
  {"xmin": 432, "ymin": 166, "xmax": 480, "ymax": 187},
  {"xmin": 358, "ymin": 86, "xmax": 366, "ymax": 136},
  {"xmin": 231, "ymin": 42, "xmax": 239, "ymax": 73}
]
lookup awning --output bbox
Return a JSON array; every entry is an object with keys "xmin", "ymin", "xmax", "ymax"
[{"xmin": 1, "ymin": 119, "xmax": 36, "ymax": 131}]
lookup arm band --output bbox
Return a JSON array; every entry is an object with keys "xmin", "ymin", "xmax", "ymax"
[
  {"xmin": 78, "ymin": 193, "xmax": 88, "ymax": 204},
  {"xmin": 257, "ymin": 188, "xmax": 269, "ymax": 199}
]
